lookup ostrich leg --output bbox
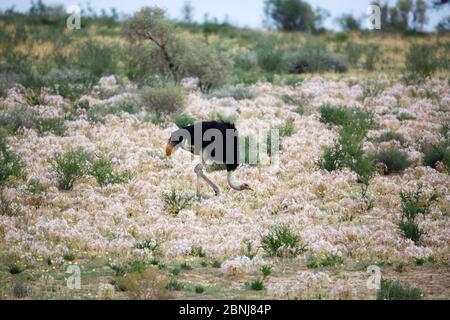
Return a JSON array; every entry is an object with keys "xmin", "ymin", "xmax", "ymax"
[{"xmin": 194, "ymin": 164, "xmax": 220, "ymax": 196}]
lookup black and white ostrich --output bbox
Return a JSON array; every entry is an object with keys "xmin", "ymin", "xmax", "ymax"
[{"xmin": 165, "ymin": 121, "xmax": 252, "ymax": 196}]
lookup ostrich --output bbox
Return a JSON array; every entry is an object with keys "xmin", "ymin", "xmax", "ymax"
[{"xmin": 165, "ymin": 121, "xmax": 252, "ymax": 196}]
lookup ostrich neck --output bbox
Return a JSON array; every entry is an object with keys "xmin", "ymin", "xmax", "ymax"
[{"xmin": 227, "ymin": 171, "xmax": 243, "ymax": 191}]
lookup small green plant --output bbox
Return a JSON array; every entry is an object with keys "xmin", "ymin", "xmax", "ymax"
[
  {"xmin": 405, "ymin": 43, "xmax": 438, "ymax": 79},
  {"xmin": 397, "ymin": 113, "xmax": 416, "ymax": 121},
  {"xmin": 246, "ymin": 278, "xmax": 264, "ymax": 291},
  {"xmin": 212, "ymin": 260, "xmax": 221, "ymax": 268},
  {"xmin": 150, "ymin": 259, "xmax": 160, "ymax": 266},
  {"xmin": 362, "ymin": 80, "xmax": 385, "ymax": 99},
  {"xmin": 422, "ymin": 142, "xmax": 450, "ymax": 172},
  {"xmin": 165, "ymin": 278, "xmax": 184, "ymax": 291},
  {"xmin": 174, "ymin": 113, "xmax": 196, "ymax": 128},
  {"xmin": 27, "ymin": 179, "xmax": 47, "ymax": 195},
  {"xmin": 260, "ymin": 265, "xmax": 272, "ymax": 279},
  {"xmin": 372, "ymin": 148, "xmax": 411, "ymax": 175},
  {"xmin": 374, "ymin": 131, "xmax": 407, "ymax": 146},
  {"xmin": 306, "ymin": 256, "xmax": 319, "ymax": 269},
  {"xmin": 180, "ymin": 262, "xmax": 192, "ymax": 270},
  {"xmin": 9, "ymin": 263, "xmax": 23, "ymax": 275},
  {"xmin": 49, "ymin": 149, "xmax": 91, "ymax": 190},
  {"xmin": 0, "ymin": 193, "xmax": 19, "ymax": 216},
  {"xmin": 161, "ymin": 189, "xmax": 195, "ymax": 215},
  {"xmin": 128, "ymin": 260, "xmax": 147, "ymax": 273},
  {"xmin": 260, "ymin": 224, "xmax": 307, "ymax": 258},
  {"xmin": 135, "ymin": 239, "xmax": 159, "ymax": 252},
  {"xmin": 191, "ymin": 246, "xmax": 206, "ymax": 258},
  {"xmin": 377, "ymin": 280, "xmax": 423, "ymax": 300},
  {"xmin": 142, "ymin": 83, "xmax": 186, "ymax": 116},
  {"xmin": 415, "ymin": 258, "xmax": 425, "ymax": 266},
  {"xmin": 110, "ymin": 263, "xmax": 127, "ymax": 276},
  {"xmin": 243, "ymin": 240, "xmax": 258, "ymax": 259},
  {"xmin": 170, "ymin": 268, "xmax": 181, "ymax": 276},
  {"xmin": 398, "ymin": 184, "xmax": 438, "ymax": 244},
  {"xmin": 158, "ymin": 262, "xmax": 166, "ymax": 270},
  {"xmin": 143, "ymin": 113, "xmax": 166, "ymax": 126},
  {"xmin": 207, "ymin": 85, "xmax": 256, "ymax": 100},
  {"xmin": 194, "ymin": 285, "xmax": 205, "ymax": 294},
  {"xmin": 63, "ymin": 252, "xmax": 75, "ymax": 261},
  {"xmin": 33, "ymin": 117, "xmax": 66, "ymax": 136},
  {"xmin": 319, "ymin": 253, "xmax": 344, "ymax": 267},
  {"xmin": 200, "ymin": 260, "xmax": 208, "ymax": 267},
  {"xmin": 0, "ymin": 139, "xmax": 22, "ymax": 186},
  {"xmin": 89, "ymin": 155, "xmax": 132, "ymax": 186}
]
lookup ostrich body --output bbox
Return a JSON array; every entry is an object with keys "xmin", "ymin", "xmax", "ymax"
[{"xmin": 165, "ymin": 121, "xmax": 252, "ymax": 196}]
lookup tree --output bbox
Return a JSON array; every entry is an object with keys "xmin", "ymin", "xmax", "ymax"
[
  {"xmin": 336, "ymin": 13, "xmax": 362, "ymax": 31},
  {"xmin": 264, "ymin": 0, "xmax": 317, "ymax": 31},
  {"xmin": 413, "ymin": 0, "xmax": 428, "ymax": 31},
  {"xmin": 181, "ymin": 1, "xmax": 195, "ymax": 23}
]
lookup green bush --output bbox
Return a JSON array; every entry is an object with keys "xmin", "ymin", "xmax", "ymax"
[
  {"xmin": 33, "ymin": 117, "xmax": 66, "ymax": 136},
  {"xmin": 319, "ymin": 253, "xmax": 344, "ymax": 267},
  {"xmin": 398, "ymin": 184, "xmax": 438, "ymax": 244},
  {"xmin": 319, "ymin": 104, "xmax": 350, "ymax": 126},
  {"xmin": 161, "ymin": 189, "xmax": 195, "ymax": 215},
  {"xmin": 74, "ymin": 40, "xmax": 118, "ymax": 78},
  {"xmin": 256, "ymin": 43, "xmax": 287, "ymax": 72},
  {"xmin": 143, "ymin": 113, "xmax": 166, "ymax": 126},
  {"xmin": 194, "ymin": 285, "xmax": 205, "ymax": 294},
  {"xmin": 89, "ymin": 156, "xmax": 132, "ymax": 187},
  {"xmin": 174, "ymin": 113, "xmax": 196, "ymax": 128},
  {"xmin": 142, "ymin": 83, "xmax": 186, "ymax": 116},
  {"xmin": 261, "ymin": 265, "xmax": 272, "ymax": 279},
  {"xmin": 422, "ymin": 142, "xmax": 450, "ymax": 172},
  {"xmin": 206, "ymin": 85, "xmax": 256, "ymax": 101},
  {"xmin": 363, "ymin": 44, "xmax": 380, "ymax": 71},
  {"xmin": 0, "ymin": 107, "xmax": 35, "ymax": 133},
  {"xmin": 405, "ymin": 43, "xmax": 438, "ymax": 78},
  {"xmin": 165, "ymin": 278, "xmax": 184, "ymax": 291},
  {"xmin": 0, "ymin": 140, "xmax": 23, "ymax": 186},
  {"xmin": 374, "ymin": 131, "xmax": 407, "ymax": 146},
  {"xmin": 377, "ymin": 280, "xmax": 422, "ymax": 300},
  {"xmin": 344, "ymin": 42, "xmax": 364, "ymax": 66},
  {"xmin": 245, "ymin": 278, "xmax": 264, "ymax": 291},
  {"xmin": 372, "ymin": 148, "xmax": 411, "ymax": 174},
  {"xmin": 49, "ymin": 149, "xmax": 91, "ymax": 190},
  {"xmin": 260, "ymin": 224, "xmax": 307, "ymax": 257}
]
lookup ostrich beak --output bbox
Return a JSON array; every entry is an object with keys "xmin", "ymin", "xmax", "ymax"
[{"xmin": 165, "ymin": 142, "xmax": 176, "ymax": 157}]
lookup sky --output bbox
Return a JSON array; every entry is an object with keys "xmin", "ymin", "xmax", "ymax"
[{"xmin": 1, "ymin": 0, "xmax": 448, "ymax": 31}]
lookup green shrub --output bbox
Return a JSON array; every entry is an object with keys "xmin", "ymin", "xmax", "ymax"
[
  {"xmin": 0, "ymin": 140, "xmax": 22, "ymax": 186},
  {"xmin": 363, "ymin": 44, "xmax": 380, "ymax": 71},
  {"xmin": 405, "ymin": 43, "xmax": 438, "ymax": 78},
  {"xmin": 344, "ymin": 42, "xmax": 364, "ymax": 66},
  {"xmin": 180, "ymin": 262, "xmax": 192, "ymax": 270},
  {"xmin": 399, "ymin": 221, "xmax": 423, "ymax": 244},
  {"xmin": 397, "ymin": 113, "xmax": 416, "ymax": 121},
  {"xmin": 374, "ymin": 131, "xmax": 407, "ymax": 146},
  {"xmin": 135, "ymin": 239, "xmax": 159, "ymax": 252},
  {"xmin": 194, "ymin": 285, "xmax": 205, "ymax": 294},
  {"xmin": 49, "ymin": 149, "xmax": 91, "ymax": 190},
  {"xmin": 74, "ymin": 40, "xmax": 118, "ymax": 78},
  {"xmin": 0, "ymin": 107, "xmax": 35, "ymax": 133},
  {"xmin": 161, "ymin": 189, "xmax": 195, "ymax": 215},
  {"xmin": 170, "ymin": 268, "xmax": 181, "ymax": 276},
  {"xmin": 9, "ymin": 263, "xmax": 23, "ymax": 275},
  {"xmin": 261, "ymin": 265, "xmax": 272, "ymax": 279},
  {"xmin": 422, "ymin": 142, "xmax": 450, "ymax": 172},
  {"xmin": 362, "ymin": 80, "xmax": 385, "ymax": 98},
  {"xmin": 377, "ymin": 280, "xmax": 422, "ymax": 300},
  {"xmin": 212, "ymin": 260, "xmax": 221, "ymax": 268},
  {"xmin": 398, "ymin": 184, "xmax": 438, "ymax": 244},
  {"xmin": 143, "ymin": 113, "xmax": 166, "ymax": 126},
  {"xmin": 372, "ymin": 148, "xmax": 411, "ymax": 174},
  {"xmin": 89, "ymin": 155, "xmax": 132, "ymax": 186},
  {"xmin": 256, "ymin": 44, "xmax": 287, "ymax": 72},
  {"xmin": 233, "ymin": 52, "xmax": 258, "ymax": 71},
  {"xmin": 319, "ymin": 105, "xmax": 350, "ymax": 126},
  {"xmin": 63, "ymin": 252, "xmax": 75, "ymax": 261},
  {"xmin": 260, "ymin": 224, "xmax": 307, "ymax": 257},
  {"xmin": 191, "ymin": 246, "xmax": 206, "ymax": 258},
  {"xmin": 306, "ymin": 256, "xmax": 319, "ymax": 269},
  {"xmin": 0, "ymin": 193, "xmax": 19, "ymax": 216},
  {"xmin": 206, "ymin": 85, "xmax": 256, "ymax": 100},
  {"xmin": 174, "ymin": 113, "xmax": 196, "ymax": 128},
  {"xmin": 165, "ymin": 278, "xmax": 184, "ymax": 291},
  {"xmin": 128, "ymin": 260, "xmax": 147, "ymax": 273},
  {"xmin": 33, "ymin": 117, "xmax": 66, "ymax": 136},
  {"xmin": 142, "ymin": 83, "xmax": 186, "ymax": 116},
  {"xmin": 245, "ymin": 278, "xmax": 264, "ymax": 291},
  {"xmin": 319, "ymin": 253, "xmax": 344, "ymax": 267},
  {"xmin": 27, "ymin": 179, "xmax": 47, "ymax": 195}
]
